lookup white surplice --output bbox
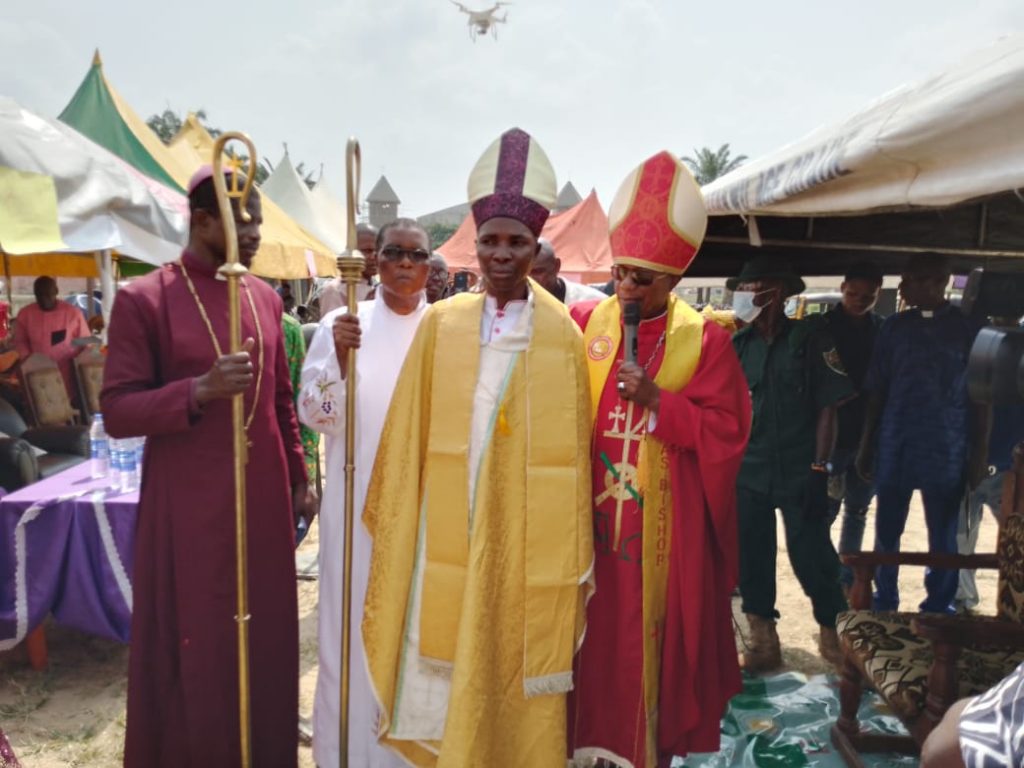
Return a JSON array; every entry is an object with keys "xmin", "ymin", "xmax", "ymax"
[{"xmin": 298, "ymin": 291, "xmax": 429, "ymax": 768}]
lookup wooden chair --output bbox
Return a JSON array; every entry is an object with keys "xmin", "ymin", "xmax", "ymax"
[
  {"xmin": 20, "ymin": 353, "xmax": 79, "ymax": 427},
  {"xmin": 73, "ymin": 346, "xmax": 105, "ymax": 421},
  {"xmin": 831, "ymin": 445, "xmax": 1024, "ymax": 766}
]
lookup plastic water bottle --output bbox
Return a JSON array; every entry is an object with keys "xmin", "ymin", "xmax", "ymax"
[
  {"xmin": 134, "ymin": 438, "xmax": 145, "ymax": 484},
  {"xmin": 121, "ymin": 438, "xmax": 138, "ymax": 493},
  {"xmin": 108, "ymin": 437, "xmax": 122, "ymax": 490},
  {"xmin": 90, "ymin": 414, "xmax": 109, "ymax": 479}
]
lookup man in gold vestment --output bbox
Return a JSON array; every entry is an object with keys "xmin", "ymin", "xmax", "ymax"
[{"xmin": 361, "ymin": 128, "xmax": 594, "ymax": 767}]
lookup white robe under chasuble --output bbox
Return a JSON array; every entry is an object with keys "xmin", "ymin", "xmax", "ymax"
[
  {"xmin": 388, "ymin": 294, "xmax": 532, "ymax": 743},
  {"xmin": 298, "ymin": 291, "xmax": 429, "ymax": 768}
]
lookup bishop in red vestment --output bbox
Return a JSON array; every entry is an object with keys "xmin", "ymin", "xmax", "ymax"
[
  {"xmin": 569, "ymin": 152, "xmax": 751, "ymax": 768},
  {"xmin": 101, "ymin": 168, "xmax": 311, "ymax": 768}
]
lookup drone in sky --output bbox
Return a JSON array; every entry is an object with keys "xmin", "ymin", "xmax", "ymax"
[{"xmin": 450, "ymin": 1, "xmax": 511, "ymax": 41}]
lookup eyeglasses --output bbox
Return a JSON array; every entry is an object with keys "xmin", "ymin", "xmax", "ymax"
[
  {"xmin": 379, "ymin": 246, "xmax": 430, "ymax": 263},
  {"xmin": 612, "ymin": 265, "xmax": 667, "ymax": 287}
]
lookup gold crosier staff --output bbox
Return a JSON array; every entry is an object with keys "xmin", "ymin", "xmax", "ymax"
[
  {"xmin": 210, "ymin": 132, "xmax": 258, "ymax": 768},
  {"xmin": 337, "ymin": 138, "xmax": 365, "ymax": 768}
]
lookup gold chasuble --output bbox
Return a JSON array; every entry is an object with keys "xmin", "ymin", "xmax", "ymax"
[{"xmin": 362, "ymin": 286, "xmax": 594, "ymax": 767}]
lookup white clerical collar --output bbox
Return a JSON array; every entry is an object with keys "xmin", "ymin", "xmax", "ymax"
[
  {"xmin": 375, "ymin": 289, "xmax": 427, "ymax": 318},
  {"xmin": 481, "ymin": 290, "xmax": 532, "ymax": 347}
]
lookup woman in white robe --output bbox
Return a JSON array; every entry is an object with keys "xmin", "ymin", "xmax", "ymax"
[{"xmin": 299, "ymin": 220, "xmax": 433, "ymax": 768}]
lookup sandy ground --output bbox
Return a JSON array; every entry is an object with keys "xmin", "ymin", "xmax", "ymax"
[{"xmin": 0, "ymin": 491, "xmax": 1000, "ymax": 766}]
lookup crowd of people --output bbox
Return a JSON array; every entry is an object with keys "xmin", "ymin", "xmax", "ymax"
[{"xmin": 86, "ymin": 127, "xmax": 1019, "ymax": 768}]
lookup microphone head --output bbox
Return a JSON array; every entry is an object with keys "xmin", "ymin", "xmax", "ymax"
[{"xmin": 623, "ymin": 301, "xmax": 641, "ymax": 326}]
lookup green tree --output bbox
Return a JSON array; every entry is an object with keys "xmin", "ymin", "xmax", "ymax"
[
  {"xmin": 423, "ymin": 222, "xmax": 458, "ymax": 249},
  {"xmin": 145, "ymin": 108, "xmax": 319, "ymax": 187},
  {"xmin": 145, "ymin": 108, "xmax": 221, "ymax": 145},
  {"xmin": 682, "ymin": 143, "xmax": 748, "ymax": 185},
  {"xmin": 145, "ymin": 109, "xmax": 181, "ymax": 144}
]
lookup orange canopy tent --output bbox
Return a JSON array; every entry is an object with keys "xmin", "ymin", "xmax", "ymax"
[{"xmin": 436, "ymin": 190, "xmax": 613, "ymax": 284}]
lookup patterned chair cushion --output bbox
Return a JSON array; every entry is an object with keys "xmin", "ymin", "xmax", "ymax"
[
  {"xmin": 997, "ymin": 514, "xmax": 1024, "ymax": 623},
  {"xmin": 77, "ymin": 362, "xmax": 104, "ymax": 415},
  {"xmin": 837, "ymin": 610, "xmax": 1024, "ymax": 721},
  {"xmin": 26, "ymin": 369, "xmax": 74, "ymax": 426}
]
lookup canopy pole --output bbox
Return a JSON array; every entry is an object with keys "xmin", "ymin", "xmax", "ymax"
[
  {"xmin": 85, "ymin": 277, "xmax": 96, "ymax": 319},
  {"xmin": 98, "ymin": 250, "xmax": 114, "ymax": 343}
]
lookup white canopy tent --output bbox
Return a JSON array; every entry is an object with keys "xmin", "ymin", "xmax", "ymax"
[
  {"xmin": 261, "ymin": 154, "xmax": 345, "ymax": 253},
  {"xmin": 0, "ymin": 96, "xmax": 187, "ymax": 264},
  {"xmin": 695, "ymin": 34, "xmax": 1024, "ymax": 278},
  {"xmin": 703, "ymin": 34, "xmax": 1024, "ymax": 217},
  {"xmin": 310, "ymin": 174, "xmax": 348, "ymax": 245},
  {"xmin": 0, "ymin": 96, "xmax": 188, "ymax": 323}
]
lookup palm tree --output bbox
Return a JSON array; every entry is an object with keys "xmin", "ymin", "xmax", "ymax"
[{"xmin": 682, "ymin": 144, "xmax": 748, "ymax": 185}]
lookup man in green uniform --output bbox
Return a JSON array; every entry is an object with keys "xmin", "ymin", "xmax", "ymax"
[{"xmin": 730, "ymin": 257, "xmax": 852, "ymax": 672}]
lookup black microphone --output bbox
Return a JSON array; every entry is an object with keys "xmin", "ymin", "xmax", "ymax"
[{"xmin": 623, "ymin": 302, "xmax": 640, "ymax": 365}]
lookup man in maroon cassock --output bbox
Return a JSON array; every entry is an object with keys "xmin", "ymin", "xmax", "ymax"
[
  {"xmin": 568, "ymin": 152, "xmax": 751, "ymax": 768},
  {"xmin": 101, "ymin": 166, "xmax": 313, "ymax": 768}
]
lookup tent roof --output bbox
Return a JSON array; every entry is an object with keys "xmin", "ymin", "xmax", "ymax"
[
  {"xmin": 310, "ymin": 175, "xmax": 348, "ymax": 243},
  {"xmin": 0, "ymin": 95, "xmax": 187, "ymax": 265},
  {"xmin": 261, "ymin": 152, "xmax": 345, "ymax": 252},
  {"xmin": 703, "ymin": 34, "xmax": 1024, "ymax": 217},
  {"xmin": 58, "ymin": 51, "xmax": 187, "ymax": 193},
  {"xmin": 367, "ymin": 175, "xmax": 400, "ymax": 204},
  {"xmin": 166, "ymin": 116, "xmax": 338, "ymax": 279},
  {"xmin": 58, "ymin": 56, "xmax": 337, "ymax": 279},
  {"xmin": 436, "ymin": 190, "xmax": 612, "ymax": 281},
  {"xmin": 691, "ymin": 34, "xmax": 1024, "ymax": 278}
]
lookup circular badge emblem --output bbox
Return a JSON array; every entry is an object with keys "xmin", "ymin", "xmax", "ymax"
[{"xmin": 588, "ymin": 335, "xmax": 613, "ymax": 361}]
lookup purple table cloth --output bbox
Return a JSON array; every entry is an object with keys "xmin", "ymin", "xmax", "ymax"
[{"xmin": 0, "ymin": 463, "xmax": 137, "ymax": 650}]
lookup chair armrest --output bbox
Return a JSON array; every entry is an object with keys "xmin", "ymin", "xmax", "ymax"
[
  {"xmin": 843, "ymin": 551, "xmax": 1000, "ymax": 610},
  {"xmin": 22, "ymin": 425, "xmax": 90, "ymax": 457},
  {"xmin": 842, "ymin": 552, "xmax": 1000, "ymax": 570},
  {"xmin": 911, "ymin": 615, "xmax": 1024, "ymax": 649},
  {"xmin": 0, "ymin": 436, "xmax": 39, "ymax": 491}
]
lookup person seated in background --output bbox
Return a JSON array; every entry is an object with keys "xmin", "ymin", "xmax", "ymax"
[
  {"xmin": 426, "ymin": 252, "xmax": 449, "ymax": 303},
  {"xmin": 529, "ymin": 238, "xmax": 606, "ymax": 305},
  {"xmin": 921, "ymin": 660, "xmax": 1024, "ymax": 767},
  {"xmin": 14, "ymin": 276, "xmax": 91, "ymax": 397}
]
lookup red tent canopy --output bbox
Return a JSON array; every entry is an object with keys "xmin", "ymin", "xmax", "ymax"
[{"xmin": 436, "ymin": 190, "xmax": 613, "ymax": 283}]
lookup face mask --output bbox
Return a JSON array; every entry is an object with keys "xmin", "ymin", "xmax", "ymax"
[{"xmin": 732, "ymin": 290, "xmax": 768, "ymax": 323}]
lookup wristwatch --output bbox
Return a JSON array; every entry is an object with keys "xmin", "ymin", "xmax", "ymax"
[{"xmin": 811, "ymin": 461, "xmax": 834, "ymax": 473}]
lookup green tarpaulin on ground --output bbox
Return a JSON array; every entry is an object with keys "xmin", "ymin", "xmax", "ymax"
[{"xmin": 679, "ymin": 673, "xmax": 916, "ymax": 767}]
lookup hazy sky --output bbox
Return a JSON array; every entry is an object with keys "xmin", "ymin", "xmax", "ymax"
[{"xmin": 3, "ymin": 1, "xmax": 1022, "ymax": 217}]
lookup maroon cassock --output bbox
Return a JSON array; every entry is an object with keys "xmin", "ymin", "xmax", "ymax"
[
  {"xmin": 568, "ymin": 300, "xmax": 750, "ymax": 768},
  {"xmin": 101, "ymin": 250, "xmax": 307, "ymax": 768}
]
